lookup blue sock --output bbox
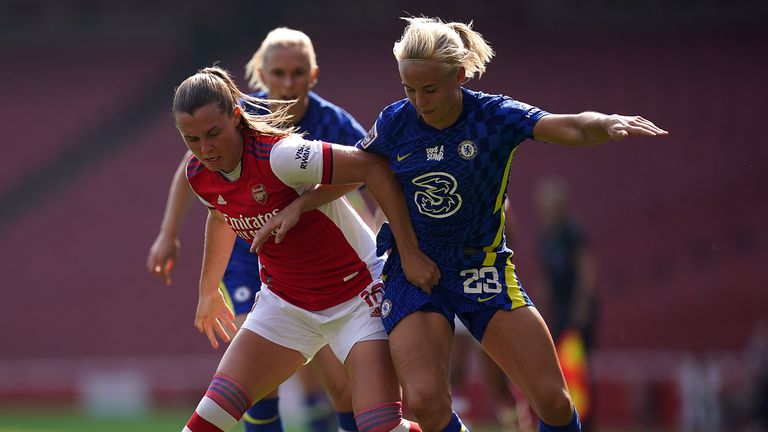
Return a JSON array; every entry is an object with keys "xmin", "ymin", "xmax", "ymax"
[
  {"xmin": 337, "ymin": 410, "xmax": 358, "ymax": 431},
  {"xmin": 442, "ymin": 411, "xmax": 469, "ymax": 432},
  {"xmin": 538, "ymin": 408, "xmax": 581, "ymax": 432},
  {"xmin": 304, "ymin": 392, "xmax": 333, "ymax": 432},
  {"xmin": 243, "ymin": 397, "xmax": 283, "ymax": 432}
]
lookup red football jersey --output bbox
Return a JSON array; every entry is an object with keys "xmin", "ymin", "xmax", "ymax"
[{"xmin": 187, "ymin": 130, "xmax": 382, "ymax": 311}]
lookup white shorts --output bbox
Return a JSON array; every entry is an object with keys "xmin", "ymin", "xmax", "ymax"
[{"xmin": 241, "ymin": 281, "xmax": 387, "ymax": 364}]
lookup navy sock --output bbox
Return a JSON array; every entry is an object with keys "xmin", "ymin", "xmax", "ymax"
[
  {"xmin": 442, "ymin": 411, "xmax": 468, "ymax": 432},
  {"xmin": 538, "ymin": 408, "xmax": 581, "ymax": 432},
  {"xmin": 243, "ymin": 397, "xmax": 283, "ymax": 432},
  {"xmin": 337, "ymin": 410, "xmax": 358, "ymax": 431},
  {"xmin": 304, "ymin": 392, "xmax": 333, "ymax": 432}
]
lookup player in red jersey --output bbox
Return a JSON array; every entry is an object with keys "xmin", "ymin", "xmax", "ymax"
[
  {"xmin": 148, "ymin": 27, "xmax": 371, "ymax": 432},
  {"xmin": 174, "ymin": 66, "xmax": 438, "ymax": 432}
]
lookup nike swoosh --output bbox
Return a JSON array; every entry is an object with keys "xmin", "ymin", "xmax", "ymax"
[
  {"xmin": 478, "ymin": 294, "xmax": 499, "ymax": 302},
  {"xmin": 396, "ymin": 151, "xmax": 415, "ymax": 162}
]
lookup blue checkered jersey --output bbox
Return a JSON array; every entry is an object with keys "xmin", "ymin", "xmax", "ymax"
[
  {"xmin": 248, "ymin": 91, "xmax": 366, "ymax": 144},
  {"xmin": 358, "ymin": 88, "xmax": 548, "ymax": 260}
]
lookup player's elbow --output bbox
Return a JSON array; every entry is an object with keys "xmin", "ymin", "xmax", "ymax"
[{"xmin": 359, "ymin": 153, "xmax": 394, "ymax": 185}]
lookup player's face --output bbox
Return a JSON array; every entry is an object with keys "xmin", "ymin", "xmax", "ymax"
[
  {"xmin": 175, "ymin": 104, "xmax": 243, "ymax": 173},
  {"xmin": 399, "ymin": 60, "xmax": 464, "ymax": 130},
  {"xmin": 260, "ymin": 46, "xmax": 316, "ymax": 102}
]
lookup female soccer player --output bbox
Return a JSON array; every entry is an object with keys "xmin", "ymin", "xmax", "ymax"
[
  {"xmin": 253, "ymin": 16, "xmax": 667, "ymax": 432},
  {"xmin": 148, "ymin": 27, "xmax": 374, "ymax": 432},
  {"xmin": 174, "ymin": 66, "xmax": 437, "ymax": 432}
]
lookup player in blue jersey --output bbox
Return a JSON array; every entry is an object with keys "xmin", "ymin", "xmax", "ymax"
[
  {"xmin": 147, "ymin": 27, "xmax": 374, "ymax": 432},
  {"xmin": 250, "ymin": 16, "xmax": 667, "ymax": 432},
  {"xmin": 359, "ymin": 17, "xmax": 667, "ymax": 432}
]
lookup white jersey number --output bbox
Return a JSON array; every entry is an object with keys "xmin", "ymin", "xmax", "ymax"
[{"xmin": 460, "ymin": 267, "xmax": 502, "ymax": 294}]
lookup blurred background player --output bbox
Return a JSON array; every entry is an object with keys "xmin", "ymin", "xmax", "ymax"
[
  {"xmin": 534, "ymin": 175, "xmax": 599, "ymax": 431},
  {"xmin": 147, "ymin": 27, "xmax": 375, "ymax": 432}
]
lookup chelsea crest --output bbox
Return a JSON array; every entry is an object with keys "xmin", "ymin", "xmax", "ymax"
[{"xmin": 458, "ymin": 140, "xmax": 478, "ymax": 160}]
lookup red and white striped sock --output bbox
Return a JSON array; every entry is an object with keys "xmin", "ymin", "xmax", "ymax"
[
  {"xmin": 355, "ymin": 401, "xmax": 422, "ymax": 432},
  {"xmin": 183, "ymin": 374, "xmax": 252, "ymax": 432}
]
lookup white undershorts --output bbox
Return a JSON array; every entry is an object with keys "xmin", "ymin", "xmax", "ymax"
[{"xmin": 242, "ymin": 281, "xmax": 387, "ymax": 364}]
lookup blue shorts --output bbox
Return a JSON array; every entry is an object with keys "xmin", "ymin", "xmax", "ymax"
[
  {"xmin": 380, "ymin": 248, "xmax": 533, "ymax": 342},
  {"xmin": 219, "ymin": 237, "xmax": 261, "ymax": 316}
]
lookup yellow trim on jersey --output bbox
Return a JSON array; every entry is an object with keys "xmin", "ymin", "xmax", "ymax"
[
  {"xmin": 243, "ymin": 413, "xmax": 280, "ymax": 425},
  {"xmin": 504, "ymin": 257, "xmax": 527, "ymax": 309},
  {"xmin": 219, "ymin": 281, "xmax": 235, "ymax": 313},
  {"xmin": 482, "ymin": 147, "xmax": 518, "ymax": 266}
]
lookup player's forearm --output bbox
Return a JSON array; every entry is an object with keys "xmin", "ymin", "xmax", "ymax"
[
  {"xmin": 159, "ymin": 154, "xmax": 196, "ymax": 236},
  {"xmin": 362, "ymin": 163, "xmax": 420, "ymax": 253},
  {"xmin": 296, "ymin": 184, "xmax": 362, "ymax": 213},
  {"xmin": 199, "ymin": 211, "xmax": 235, "ymax": 297}
]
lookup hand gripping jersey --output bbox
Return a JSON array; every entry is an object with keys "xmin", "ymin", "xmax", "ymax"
[{"xmin": 187, "ymin": 131, "xmax": 382, "ymax": 311}]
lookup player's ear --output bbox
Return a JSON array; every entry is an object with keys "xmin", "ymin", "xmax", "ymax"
[
  {"xmin": 231, "ymin": 105, "xmax": 242, "ymax": 126},
  {"xmin": 309, "ymin": 66, "xmax": 319, "ymax": 88},
  {"xmin": 456, "ymin": 67, "xmax": 467, "ymax": 85},
  {"xmin": 258, "ymin": 69, "xmax": 267, "ymax": 88}
]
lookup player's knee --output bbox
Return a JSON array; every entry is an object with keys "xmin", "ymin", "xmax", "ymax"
[
  {"xmin": 532, "ymin": 387, "xmax": 573, "ymax": 425},
  {"xmin": 323, "ymin": 378, "xmax": 353, "ymax": 408},
  {"xmin": 403, "ymin": 387, "xmax": 451, "ymax": 424}
]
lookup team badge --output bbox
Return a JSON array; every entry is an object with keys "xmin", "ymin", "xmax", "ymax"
[
  {"xmin": 251, "ymin": 184, "xmax": 268, "ymax": 204},
  {"xmin": 458, "ymin": 140, "xmax": 478, "ymax": 160},
  {"xmin": 381, "ymin": 299, "xmax": 392, "ymax": 318},
  {"xmin": 233, "ymin": 286, "xmax": 252, "ymax": 303}
]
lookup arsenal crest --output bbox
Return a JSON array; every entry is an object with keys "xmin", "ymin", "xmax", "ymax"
[{"xmin": 251, "ymin": 184, "xmax": 268, "ymax": 204}]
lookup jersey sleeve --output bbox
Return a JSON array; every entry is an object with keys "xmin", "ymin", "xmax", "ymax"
[
  {"xmin": 185, "ymin": 154, "xmax": 215, "ymax": 209},
  {"xmin": 193, "ymin": 191, "xmax": 215, "ymax": 209},
  {"xmin": 355, "ymin": 116, "xmax": 389, "ymax": 158},
  {"xmin": 498, "ymin": 97, "xmax": 549, "ymax": 142},
  {"xmin": 269, "ymin": 134, "xmax": 333, "ymax": 187}
]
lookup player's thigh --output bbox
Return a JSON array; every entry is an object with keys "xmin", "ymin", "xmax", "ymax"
[
  {"xmin": 311, "ymin": 344, "xmax": 353, "ymax": 409},
  {"xmin": 216, "ymin": 328, "xmax": 305, "ymax": 402},
  {"xmin": 388, "ymin": 311, "xmax": 453, "ymax": 399},
  {"xmin": 481, "ymin": 306, "xmax": 567, "ymax": 404},
  {"xmin": 345, "ymin": 339, "xmax": 401, "ymax": 409}
]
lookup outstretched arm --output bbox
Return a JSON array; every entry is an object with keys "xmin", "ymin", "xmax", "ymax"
[
  {"xmin": 196, "ymin": 209, "xmax": 239, "ymax": 349},
  {"xmin": 146, "ymin": 151, "xmax": 195, "ymax": 285},
  {"xmin": 533, "ymin": 112, "xmax": 667, "ymax": 146}
]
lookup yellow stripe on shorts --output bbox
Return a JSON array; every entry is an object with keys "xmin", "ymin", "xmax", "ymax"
[
  {"xmin": 504, "ymin": 256, "xmax": 527, "ymax": 309},
  {"xmin": 219, "ymin": 281, "xmax": 235, "ymax": 313}
]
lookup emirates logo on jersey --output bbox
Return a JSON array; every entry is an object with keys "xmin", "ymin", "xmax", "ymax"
[{"xmin": 251, "ymin": 184, "xmax": 268, "ymax": 204}]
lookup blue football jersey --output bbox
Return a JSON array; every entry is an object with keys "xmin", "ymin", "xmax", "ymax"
[{"xmin": 358, "ymin": 88, "xmax": 548, "ymax": 262}]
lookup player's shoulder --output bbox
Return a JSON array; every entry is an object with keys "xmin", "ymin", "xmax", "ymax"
[
  {"xmin": 359, "ymin": 98, "xmax": 414, "ymax": 151},
  {"xmin": 185, "ymin": 153, "xmax": 206, "ymax": 179},
  {"xmin": 377, "ymin": 98, "xmax": 415, "ymax": 132},
  {"xmin": 464, "ymin": 88, "xmax": 512, "ymax": 111},
  {"xmin": 309, "ymin": 92, "xmax": 361, "ymax": 125},
  {"xmin": 465, "ymin": 88, "xmax": 544, "ymax": 120}
]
